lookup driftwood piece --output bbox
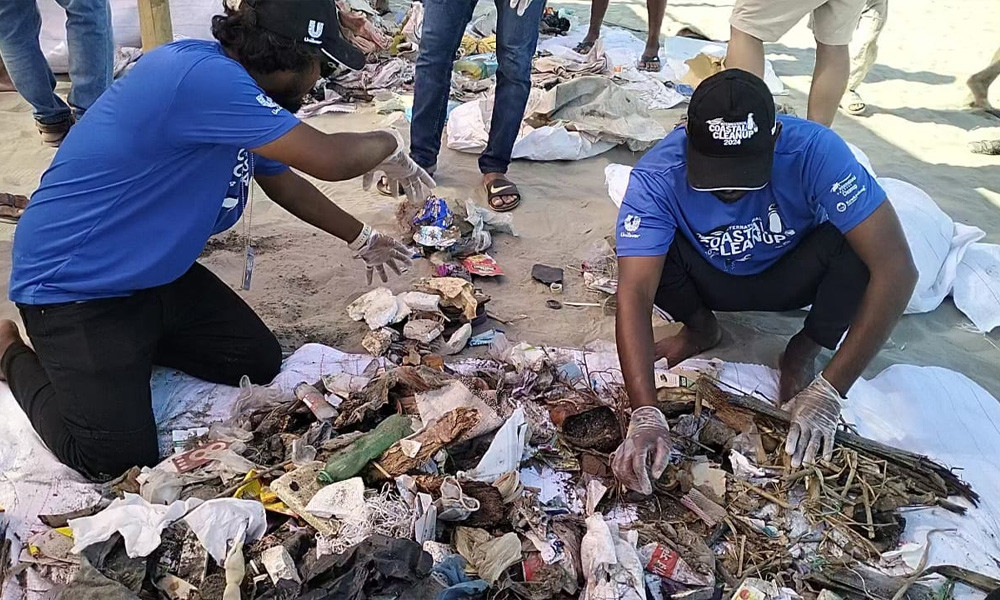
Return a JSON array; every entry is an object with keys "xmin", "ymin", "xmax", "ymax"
[
  {"xmin": 923, "ymin": 565, "xmax": 1000, "ymax": 593},
  {"xmin": 807, "ymin": 565, "xmax": 937, "ymax": 600},
  {"xmin": 697, "ymin": 380, "xmax": 978, "ymax": 505},
  {"xmin": 376, "ymin": 407, "xmax": 479, "ymax": 476}
]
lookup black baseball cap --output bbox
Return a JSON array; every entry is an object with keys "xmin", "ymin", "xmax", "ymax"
[
  {"xmin": 686, "ymin": 69, "xmax": 777, "ymax": 192},
  {"xmin": 251, "ymin": 0, "xmax": 366, "ymax": 71}
]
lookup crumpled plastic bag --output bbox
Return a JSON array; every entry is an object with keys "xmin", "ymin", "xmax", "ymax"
[
  {"xmin": 580, "ymin": 514, "xmax": 645, "ymax": 600},
  {"xmin": 70, "ymin": 494, "xmax": 202, "ymax": 558},
  {"xmin": 434, "ymin": 477, "xmax": 481, "ymax": 521},
  {"xmin": 459, "ymin": 407, "xmax": 528, "ymax": 483},
  {"xmin": 455, "ymin": 527, "xmax": 521, "ymax": 584},
  {"xmin": 183, "ymin": 498, "xmax": 267, "ymax": 565}
]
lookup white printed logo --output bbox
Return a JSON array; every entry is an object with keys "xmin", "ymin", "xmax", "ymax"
[
  {"xmin": 255, "ymin": 93, "xmax": 283, "ymax": 115},
  {"xmin": 695, "ymin": 203, "xmax": 796, "ymax": 265},
  {"xmin": 305, "ymin": 20, "xmax": 324, "ymax": 44},
  {"xmin": 830, "ymin": 172, "xmax": 865, "ymax": 212},
  {"xmin": 620, "ymin": 214, "xmax": 642, "ymax": 239},
  {"xmin": 706, "ymin": 113, "xmax": 758, "ymax": 146}
]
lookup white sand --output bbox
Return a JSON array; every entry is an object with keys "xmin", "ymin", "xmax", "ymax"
[{"xmin": 0, "ymin": 0, "xmax": 997, "ymax": 401}]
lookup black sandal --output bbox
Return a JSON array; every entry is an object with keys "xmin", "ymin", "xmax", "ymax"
[
  {"xmin": 637, "ymin": 54, "xmax": 662, "ymax": 72},
  {"xmin": 485, "ymin": 177, "xmax": 521, "ymax": 212}
]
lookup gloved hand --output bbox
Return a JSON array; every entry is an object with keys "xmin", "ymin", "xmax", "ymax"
[
  {"xmin": 610, "ymin": 406, "xmax": 672, "ymax": 495},
  {"xmin": 784, "ymin": 373, "xmax": 843, "ymax": 468},
  {"xmin": 509, "ymin": 0, "xmax": 534, "ymax": 16},
  {"xmin": 348, "ymin": 224, "xmax": 413, "ymax": 285},
  {"xmin": 361, "ymin": 129, "xmax": 435, "ymax": 205}
]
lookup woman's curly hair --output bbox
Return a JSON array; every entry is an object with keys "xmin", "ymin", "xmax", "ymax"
[{"xmin": 211, "ymin": 0, "xmax": 321, "ymax": 74}]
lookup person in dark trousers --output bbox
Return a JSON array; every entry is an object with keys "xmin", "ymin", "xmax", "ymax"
[
  {"xmin": 407, "ymin": 0, "xmax": 544, "ymax": 213},
  {"xmin": 610, "ymin": 70, "xmax": 917, "ymax": 495},
  {"xmin": 0, "ymin": 0, "xmax": 432, "ymax": 480}
]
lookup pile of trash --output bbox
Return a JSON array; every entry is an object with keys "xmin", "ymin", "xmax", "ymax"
[{"xmin": 13, "ymin": 333, "xmax": 987, "ymax": 600}]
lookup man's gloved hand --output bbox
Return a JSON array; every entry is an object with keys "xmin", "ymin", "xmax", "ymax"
[
  {"xmin": 361, "ymin": 130, "xmax": 435, "ymax": 205},
  {"xmin": 348, "ymin": 224, "xmax": 413, "ymax": 285},
  {"xmin": 784, "ymin": 373, "xmax": 843, "ymax": 468},
  {"xmin": 509, "ymin": 0, "xmax": 534, "ymax": 16},
  {"xmin": 610, "ymin": 406, "xmax": 672, "ymax": 495}
]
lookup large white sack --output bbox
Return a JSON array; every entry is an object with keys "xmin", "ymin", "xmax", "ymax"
[
  {"xmin": 953, "ymin": 242, "xmax": 1000, "ymax": 333},
  {"xmin": 39, "ymin": 0, "xmax": 218, "ymax": 73},
  {"xmin": 879, "ymin": 177, "xmax": 984, "ymax": 314}
]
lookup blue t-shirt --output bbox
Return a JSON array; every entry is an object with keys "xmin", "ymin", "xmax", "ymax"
[
  {"xmin": 10, "ymin": 40, "xmax": 299, "ymax": 304},
  {"xmin": 616, "ymin": 116, "xmax": 886, "ymax": 275}
]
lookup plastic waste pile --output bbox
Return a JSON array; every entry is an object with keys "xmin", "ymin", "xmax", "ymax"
[{"xmin": 12, "ymin": 336, "xmax": 984, "ymax": 600}]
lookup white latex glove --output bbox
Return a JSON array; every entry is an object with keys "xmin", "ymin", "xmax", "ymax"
[
  {"xmin": 610, "ymin": 406, "xmax": 672, "ymax": 495},
  {"xmin": 361, "ymin": 129, "xmax": 435, "ymax": 205},
  {"xmin": 348, "ymin": 224, "xmax": 413, "ymax": 285},
  {"xmin": 784, "ymin": 373, "xmax": 843, "ymax": 467},
  {"xmin": 509, "ymin": 0, "xmax": 534, "ymax": 16}
]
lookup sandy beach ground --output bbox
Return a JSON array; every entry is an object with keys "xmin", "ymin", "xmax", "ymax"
[{"xmin": 0, "ymin": 0, "xmax": 997, "ymax": 403}]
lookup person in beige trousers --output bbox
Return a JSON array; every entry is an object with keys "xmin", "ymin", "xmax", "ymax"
[{"xmin": 725, "ymin": 0, "xmax": 866, "ymax": 127}]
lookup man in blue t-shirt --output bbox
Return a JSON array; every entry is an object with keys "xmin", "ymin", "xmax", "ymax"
[
  {"xmin": 610, "ymin": 70, "xmax": 917, "ymax": 495},
  {"xmin": 0, "ymin": 0, "xmax": 434, "ymax": 479}
]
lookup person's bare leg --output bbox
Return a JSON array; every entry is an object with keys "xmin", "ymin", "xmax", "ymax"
[
  {"xmin": 653, "ymin": 306, "xmax": 722, "ymax": 366},
  {"xmin": 966, "ymin": 45, "xmax": 1000, "ymax": 115},
  {"xmin": 0, "ymin": 320, "xmax": 24, "ymax": 381},
  {"xmin": 580, "ymin": 0, "xmax": 611, "ymax": 46},
  {"xmin": 725, "ymin": 26, "xmax": 765, "ymax": 77},
  {"xmin": 643, "ymin": 0, "xmax": 667, "ymax": 59},
  {"xmin": 778, "ymin": 330, "xmax": 822, "ymax": 405},
  {"xmin": 808, "ymin": 41, "xmax": 850, "ymax": 127},
  {"xmin": 0, "ymin": 57, "xmax": 14, "ymax": 93}
]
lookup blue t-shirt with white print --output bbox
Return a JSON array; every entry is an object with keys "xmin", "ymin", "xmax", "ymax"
[
  {"xmin": 10, "ymin": 39, "xmax": 298, "ymax": 304},
  {"xmin": 615, "ymin": 116, "xmax": 885, "ymax": 274}
]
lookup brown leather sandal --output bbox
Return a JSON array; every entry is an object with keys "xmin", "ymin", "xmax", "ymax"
[{"xmin": 0, "ymin": 193, "xmax": 29, "ymax": 223}]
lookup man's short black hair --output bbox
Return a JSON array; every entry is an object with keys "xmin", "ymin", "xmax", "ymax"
[{"xmin": 211, "ymin": 1, "xmax": 321, "ymax": 74}]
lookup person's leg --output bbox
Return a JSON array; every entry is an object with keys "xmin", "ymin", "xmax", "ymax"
[
  {"xmin": 0, "ymin": 295, "xmax": 163, "ymax": 479},
  {"xmin": 56, "ymin": 0, "xmax": 113, "ymax": 117},
  {"xmin": 846, "ymin": 0, "xmax": 887, "ymax": 93},
  {"xmin": 808, "ymin": 41, "xmax": 850, "ymax": 126},
  {"xmin": 727, "ymin": 0, "xmax": 817, "ymax": 77},
  {"xmin": 725, "ymin": 26, "xmax": 766, "ymax": 78},
  {"xmin": 154, "ymin": 263, "xmax": 282, "ymax": 386},
  {"xmin": 967, "ymin": 44, "xmax": 1000, "ymax": 115},
  {"xmin": 0, "ymin": 56, "xmax": 14, "ymax": 92},
  {"xmin": 651, "ymin": 237, "xmax": 726, "ymax": 366},
  {"xmin": 481, "ymin": 0, "xmax": 544, "ymax": 210},
  {"xmin": 0, "ymin": 0, "xmax": 73, "ymax": 125},
  {"xmin": 642, "ymin": 0, "xmax": 668, "ymax": 64},
  {"xmin": 578, "ymin": 0, "xmax": 611, "ymax": 49},
  {"xmin": 656, "ymin": 225, "xmax": 869, "ymax": 397},
  {"xmin": 809, "ymin": 0, "xmax": 866, "ymax": 126},
  {"xmin": 409, "ymin": 0, "xmax": 477, "ymax": 172}
]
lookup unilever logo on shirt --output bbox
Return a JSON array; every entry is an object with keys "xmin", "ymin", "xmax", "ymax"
[
  {"xmin": 695, "ymin": 204, "xmax": 796, "ymax": 260},
  {"xmin": 620, "ymin": 214, "xmax": 642, "ymax": 239}
]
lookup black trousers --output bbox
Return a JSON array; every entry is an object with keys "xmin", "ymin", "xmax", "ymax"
[
  {"xmin": 655, "ymin": 223, "xmax": 870, "ymax": 350},
  {"xmin": 2, "ymin": 263, "xmax": 282, "ymax": 480}
]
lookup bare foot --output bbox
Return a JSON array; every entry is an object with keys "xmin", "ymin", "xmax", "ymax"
[
  {"xmin": 0, "ymin": 320, "xmax": 24, "ymax": 381},
  {"xmin": 965, "ymin": 75, "xmax": 1000, "ymax": 116},
  {"xmin": 653, "ymin": 320, "xmax": 722, "ymax": 366},
  {"xmin": 778, "ymin": 331, "xmax": 821, "ymax": 405}
]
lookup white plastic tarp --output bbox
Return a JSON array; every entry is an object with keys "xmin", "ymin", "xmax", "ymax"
[{"xmin": 1, "ymin": 343, "xmax": 998, "ymax": 598}]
